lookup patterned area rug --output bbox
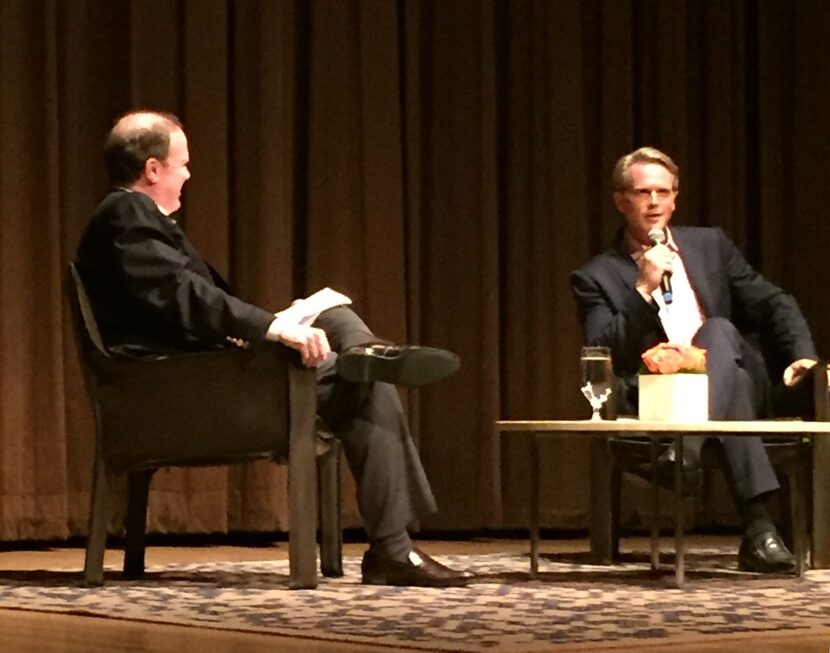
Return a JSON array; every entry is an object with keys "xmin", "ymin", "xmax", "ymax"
[{"xmin": 1, "ymin": 549, "xmax": 830, "ymax": 652}]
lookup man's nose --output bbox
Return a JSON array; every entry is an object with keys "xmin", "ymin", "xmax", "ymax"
[{"xmin": 648, "ymin": 190, "xmax": 658, "ymax": 204}]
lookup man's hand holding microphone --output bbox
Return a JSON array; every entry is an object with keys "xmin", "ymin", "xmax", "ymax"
[{"xmin": 635, "ymin": 227, "xmax": 674, "ymax": 304}]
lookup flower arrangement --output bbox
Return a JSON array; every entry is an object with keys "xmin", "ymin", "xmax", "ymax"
[{"xmin": 641, "ymin": 342, "xmax": 707, "ymax": 374}]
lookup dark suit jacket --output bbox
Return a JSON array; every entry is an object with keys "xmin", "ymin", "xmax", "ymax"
[
  {"xmin": 570, "ymin": 226, "xmax": 817, "ymax": 411},
  {"xmin": 75, "ymin": 190, "xmax": 274, "ymax": 356}
]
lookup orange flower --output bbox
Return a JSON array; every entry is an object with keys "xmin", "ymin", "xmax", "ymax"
[{"xmin": 641, "ymin": 342, "xmax": 707, "ymax": 374}]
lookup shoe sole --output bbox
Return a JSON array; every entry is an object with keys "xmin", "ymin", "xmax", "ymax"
[
  {"xmin": 337, "ymin": 347, "xmax": 460, "ymax": 387},
  {"xmin": 737, "ymin": 559, "xmax": 796, "ymax": 573},
  {"xmin": 361, "ymin": 573, "xmax": 471, "ymax": 587}
]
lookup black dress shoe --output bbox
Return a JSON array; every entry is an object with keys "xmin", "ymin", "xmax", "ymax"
[
  {"xmin": 361, "ymin": 548, "xmax": 474, "ymax": 587},
  {"xmin": 738, "ymin": 529, "xmax": 796, "ymax": 573},
  {"xmin": 653, "ymin": 445, "xmax": 703, "ymax": 496},
  {"xmin": 336, "ymin": 345, "xmax": 460, "ymax": 387},
  {"xmin": 631, "ymin": 444, "xmax": 702, "ymax": 496}
]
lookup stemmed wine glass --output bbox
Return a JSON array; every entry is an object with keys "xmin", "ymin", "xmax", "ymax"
[{"xmin": 580, "ymin": 346, "xmax": 613, "ymax": 421}]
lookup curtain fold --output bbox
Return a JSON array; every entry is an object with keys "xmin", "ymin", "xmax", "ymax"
[{"xmin": 1, "ymin": 0, "xmax": 828, "ymax": 541}]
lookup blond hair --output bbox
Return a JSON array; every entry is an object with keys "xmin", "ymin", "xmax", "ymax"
[{"xmin": 612, "ymin": 147, "xmax": 679, "ymax": 191}]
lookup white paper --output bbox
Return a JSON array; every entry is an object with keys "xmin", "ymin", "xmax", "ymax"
[{"xmin": 276, "ymin": 287, "xmax": 352, "ymax": 326}]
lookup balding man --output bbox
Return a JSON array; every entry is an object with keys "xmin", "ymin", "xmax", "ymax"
[{"xmin": 75, "ymin": 111, "xmax": 470, "ymax": 587}]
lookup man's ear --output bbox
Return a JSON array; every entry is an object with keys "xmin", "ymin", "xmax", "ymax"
[
  {"xmin": 143, "ymin": 158, "xmax": 161, "ymax": 184},
  {"xmin": 612, "ymin": 191, "xmax": 625, "ymax": 213}
]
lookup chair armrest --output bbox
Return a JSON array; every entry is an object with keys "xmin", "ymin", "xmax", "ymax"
[
  {"xmin": 815, "ymin": 361, "xmax": 830, "ymax": 421},
  {"xmin": 91, "ymin": 343, "xmax": 300, "ymax": 392},
  {"xmin": 91, "ymin": 343, "xmax": 315, "ymax": 471}
]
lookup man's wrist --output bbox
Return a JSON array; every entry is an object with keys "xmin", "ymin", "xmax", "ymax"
[
  {"xmin": 635, "ymin": 285, "xmax": 654, "ymax": 304},
  {"xmin": 266, "ymin": 317, "xmax": 284, "ymax": 342}
]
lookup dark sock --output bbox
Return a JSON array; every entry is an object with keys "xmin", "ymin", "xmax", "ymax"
[
  {"xmin": 369, "ymin": 530, "xmax": 412, "ymax": 562},
  {"xmin": 740, "ymin": 493, "xmax": 775, "ymax": 538}
]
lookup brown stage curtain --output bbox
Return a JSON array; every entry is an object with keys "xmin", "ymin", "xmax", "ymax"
[{"xmin": 0, "ymin": 0, "xmax": 828, "ymax": 541}]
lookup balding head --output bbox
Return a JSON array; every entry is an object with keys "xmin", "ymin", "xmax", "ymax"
[{"xmin": 104, "ymin": 110, "xmax": 183, "ymax": 186}]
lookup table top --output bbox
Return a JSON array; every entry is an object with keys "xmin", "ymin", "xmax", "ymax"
[{"xmin": 496, "ymin": 418, "xmax": 830, "ymax": 434}]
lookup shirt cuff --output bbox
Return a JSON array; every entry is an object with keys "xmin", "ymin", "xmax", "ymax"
[{"xmin": 266, "ymin": 317, "xmax": 284, "ymax": 342}]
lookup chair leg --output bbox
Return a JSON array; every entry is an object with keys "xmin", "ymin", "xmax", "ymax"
[
  {"xmin": 610, "ymin": 466, "xmax": 622, "ymax": 561},
  {"xmin": 318, "ymin": 442, "xmax": 343, "ymax": 578},
  {"xmin": 777, "ymin": 473, "xmax": 794, "ymax": 552},
  {"xmin": 83, "ymin": 448, "xmax": 109, "ymax": 587},
  {"xmin": 288, "ymin": 367, "xmax": 320, "ymax": 589},
  {"xmin": 124, "ymin": 469, "xmax": 154, "ymax": 579}
]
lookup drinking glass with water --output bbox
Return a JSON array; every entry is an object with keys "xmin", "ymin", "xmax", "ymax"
[{"xmin": 580, "ymin": 346, "xmax": 613, "ymax": 420}]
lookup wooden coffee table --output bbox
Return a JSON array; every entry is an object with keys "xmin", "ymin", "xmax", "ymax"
[{"xmin": 497, "ymin": 418, "xmax": 830, "ymax": 587}]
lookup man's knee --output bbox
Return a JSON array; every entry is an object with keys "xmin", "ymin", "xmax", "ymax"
[
  {"xmin": 695, "ymin": 316, "xmax": 739, "ymax": 340},
  {"xmin": 693, "ymin": 317, "xmax": 741, "ymax": 351},
  {"xmin": 316, "ymin": 305, "xmax": 363, "ymax": 330},
  {"xmin": 314, "ymin": 305, "xmax": 377, "ymax": 351}
]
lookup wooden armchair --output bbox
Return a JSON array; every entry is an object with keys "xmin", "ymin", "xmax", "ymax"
[{"xmin": 67, "ymin": 263, "xmax": 342, "ymax": 588}]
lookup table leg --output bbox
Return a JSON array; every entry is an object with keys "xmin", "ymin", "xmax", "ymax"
[
  {"xmin": 589, "ymin": 437, "xmax": 615, "ymax": 564},
  {"xmin": 650, "ymin": 436, "xmax": 660, "ymax": 571},
  {"xmin": 812, "ymin": 362, "xmax": 830, "ymax": 568},
  {"xmin": 530, "ymin": 433, "xmax": 540, "ymax": 578},
  {"xmin": 793, "ymin": 436, "xmax": 807, "ymax": 576},
  {"xmin": 813, "ymin": 434, "xmax": 830, "ymax": 568},
  {"xmin": 674, "ymin": 433, "xmax": 685, "ymax": 588}
]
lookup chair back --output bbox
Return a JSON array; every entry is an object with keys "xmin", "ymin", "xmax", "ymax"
[
  {"xmin": 67, "ymin": 263, "xmax": 117, "ymax": 377},
  {"xmin": 67, "ymin": 263, "xmax": 108, "ymax": 352},
  {"xmin": 68, "ymin": 263, "xmax": 123, "ymax": 403}
]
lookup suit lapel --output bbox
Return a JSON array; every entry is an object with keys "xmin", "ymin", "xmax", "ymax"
[{"xmin": 605, "ymin": 242, "xmax": 640, "ymax": 296}]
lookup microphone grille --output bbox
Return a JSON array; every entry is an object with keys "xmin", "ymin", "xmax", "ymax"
[{"xmin": 647, "ymin": 228, "xmax": 665, "ymax": 244}]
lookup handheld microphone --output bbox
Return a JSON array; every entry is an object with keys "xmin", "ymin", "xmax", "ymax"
[{"xmin": 647, "ymin": 227, "xmax": 673, "ymax": 304}]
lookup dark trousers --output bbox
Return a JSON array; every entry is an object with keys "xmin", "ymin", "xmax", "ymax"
[
  {"xmin": 312, "ymin": 307, "xmax": 437, "ymax": 543},
  {"xmin": 689, "ymin": 318, "xmax": 780, "ymax": 503}
]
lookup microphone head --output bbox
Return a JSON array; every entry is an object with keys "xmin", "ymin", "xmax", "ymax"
[{"xmin": 647, "ymin": 227, "xmax": 665, "ymax": 245}]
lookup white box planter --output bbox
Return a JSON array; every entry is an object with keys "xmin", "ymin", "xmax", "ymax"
[{"xmin": 638, "ymin": 373, "xmax": 709, "ymax": 423}]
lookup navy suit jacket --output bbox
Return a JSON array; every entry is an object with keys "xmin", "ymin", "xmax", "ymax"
[
  {"xmin": 570, "ymin": 226, "xmax": 817, "ymax": 410},
  {"xmin": 75, "ymin": 190, "xmax": 275, "ymax": 356}
]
